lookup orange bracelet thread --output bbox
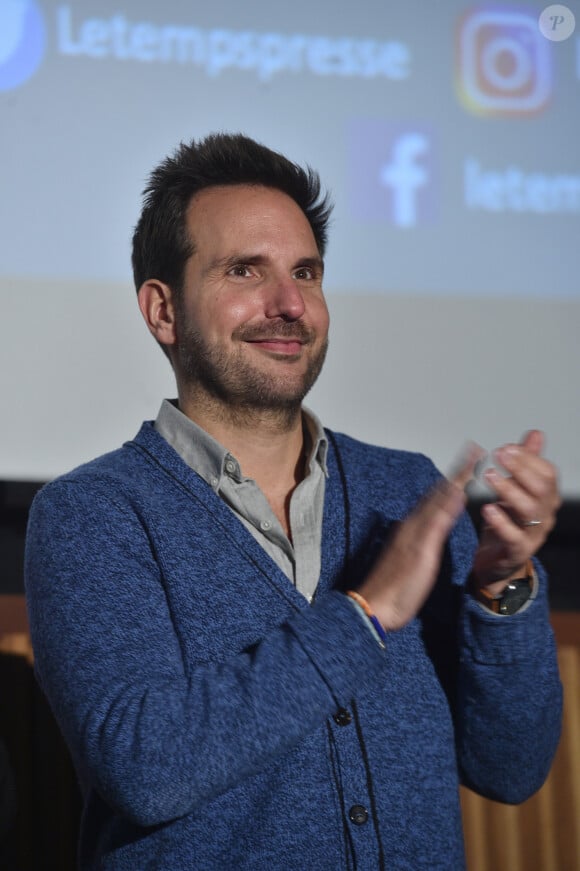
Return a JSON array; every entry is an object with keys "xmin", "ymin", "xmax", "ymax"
[
  {"xmin": 346, "ymin": 590, "xmax": 374, "ymax": 616},
  {"xmin": 346, "ymin": 591, "xmax": 388, "ymax": 645}
]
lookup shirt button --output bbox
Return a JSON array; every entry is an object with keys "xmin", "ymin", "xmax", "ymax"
[
  {"xmin": 333, "ymin": 708, "xmax": 352, "ymax": 727},
  {"xmin": 210, "ymin": 476, "xmax": 219, "ymax": 488},
  {"xmin": 260, "ymin": 520, "xmax": 272, "ymax": 531},
  {"xmin": 225, "ymin": 460, "xmax": 236, "ymax": 474},
  {"xmin": 349, "ymin": 805, "xmax": 369, "ymax": 826}
]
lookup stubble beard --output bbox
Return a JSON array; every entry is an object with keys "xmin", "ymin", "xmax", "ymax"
[{"xmin": 176, "ymin": 320, "xmax": 328, "ymax": 430}]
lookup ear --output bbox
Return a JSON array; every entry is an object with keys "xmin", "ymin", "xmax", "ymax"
[{"xmin": 137, "ymin": 280, "xmax": 177, "ymax": 348}]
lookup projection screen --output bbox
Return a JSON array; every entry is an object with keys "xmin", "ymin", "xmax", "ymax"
[{"xmin": 1, "ymin": 0, "xmax": 579, "ymax": 494}]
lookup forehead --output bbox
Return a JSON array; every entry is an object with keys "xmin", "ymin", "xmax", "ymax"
[{"xmin": 185, "ymin": 184, "xmax": 317, "ymax": 253}]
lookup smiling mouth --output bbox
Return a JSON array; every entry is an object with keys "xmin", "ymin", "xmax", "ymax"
[{"xmin": 245, "ymin": 338, "xmax": 305, "ymax": 354}]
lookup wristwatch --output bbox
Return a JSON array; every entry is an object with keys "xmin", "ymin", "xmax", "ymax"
[{"xmin": 473, "ymin": 561, "xmax": 535, "ymax": 615}]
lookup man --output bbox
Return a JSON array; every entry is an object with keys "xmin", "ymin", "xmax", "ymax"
[{"xmin": 25, "ymin": 133, "xmax": 562, "ymax": 870}]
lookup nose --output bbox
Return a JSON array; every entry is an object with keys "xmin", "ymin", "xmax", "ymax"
[{"xmin": 263, "ymin": 275, "xmax": 306, "ymax": 321}]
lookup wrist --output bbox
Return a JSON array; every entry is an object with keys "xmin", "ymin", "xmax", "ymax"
[
  {"xmin": 470, "ymin": 560, "xmax": 530, "ymax": 596},
  {"xmin": 470, "ymin": 559, "xmax": 536, "ymax": 615},
  {"xmin": 346, "ymin": 590, "xmax": 388, "ymax": 647}
]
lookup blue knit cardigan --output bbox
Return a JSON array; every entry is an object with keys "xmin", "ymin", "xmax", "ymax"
[{"xmin": 24, "ymin": 423, "xmax": 562, "ymax": 870}]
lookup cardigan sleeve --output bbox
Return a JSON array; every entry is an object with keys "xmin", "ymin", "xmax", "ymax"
[
  {"xmin": 455, "ymin": 555, "xmax": 562, "ymax": 802},
  {"xmin": 24, "ymin": 477, "xmax": 386, "ymax": 828},
  {"xmin": 436, "ymin": 503, "xmax": 563, "ymax": 803}
]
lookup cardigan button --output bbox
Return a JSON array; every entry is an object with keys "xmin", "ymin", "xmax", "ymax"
[
  {"xmin": 333, "ymin": 708, "xmax": 352, "ymax": 727},
  {"xmin": 349, "ymin": 805, "xmax": 369, "ymax": 826}
]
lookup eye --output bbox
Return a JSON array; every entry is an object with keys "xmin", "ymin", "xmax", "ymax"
[
  {"xmin": 227, "ymin": 264, "xmax": 252, "ymax": 278},
  {"xmin": 293, "ymin": 266, "xmax": 315, "ymax": 280}
]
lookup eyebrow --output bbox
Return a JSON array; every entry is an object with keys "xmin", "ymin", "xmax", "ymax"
[{"xmin": 294, "ymin": 256, "xmax": 325, "ymax": 276}]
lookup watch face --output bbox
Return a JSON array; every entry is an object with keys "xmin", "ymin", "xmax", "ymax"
[{"xmin": 499, "ymin": 580, "xmax": 532, "ymax": 615}]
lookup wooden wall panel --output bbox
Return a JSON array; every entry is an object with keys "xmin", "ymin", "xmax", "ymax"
[{"xmin": 461, "ymin": 617, "xmax": 580, "ymax": 871}]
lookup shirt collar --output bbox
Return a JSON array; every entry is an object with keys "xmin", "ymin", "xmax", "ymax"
[
  {"xmin": 154, "ymin": 399, "xmax": 328, "ymax": 489},
  {"xmin": 302, "ymin": 407, "xmax": 329, "ymax": 477}
]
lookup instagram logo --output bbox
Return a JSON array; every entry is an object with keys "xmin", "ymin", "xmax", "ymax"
[
  {"xmin": 457, "ymin": 7, "xmax": 552, "ymax": 115},
  {"xmin": 0, "ymin": 0, "xmax": 45, "ymax": 92}
]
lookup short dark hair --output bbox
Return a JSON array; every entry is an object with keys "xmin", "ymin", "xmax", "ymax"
[{"xmin": 131, "ymin": 132, "xmax": 333, "ymax": 295}]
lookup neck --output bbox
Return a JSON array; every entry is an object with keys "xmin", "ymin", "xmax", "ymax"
[{"xmin": 177, "ymin": 386, "xmax": 307, "ymax": 501}]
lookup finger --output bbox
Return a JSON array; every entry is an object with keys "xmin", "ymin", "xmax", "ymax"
[
  {"xmin": 448, "ymin": 442, "xmax": 486, "ymax": 491},
  {"xmin": 493, "ymin": 446, "xmax": 557, "ymax": 501},
  {"xmin": 407, "ymin": 480, "xmax": 467, "ymax": 549},
  {"xmin": 520, "ymin": 429, "xmax": 544, "ymax": 455},
  {"xmin": 483, "ymin": 468, "xmax": 539, "ymax": 521},
  {"xmin": 429, "ymin": 480, "xmax": 467, "ymax": 522},
  {"xmin": 484, "ymin": 464, "xmax": 559, "ymax": 535},
  {"xmin": 481, "ymin": 502, "xmax": 528, "ymax": 551},
  {"xmin": 414, "ymin": 444, "xmax": 484, "ymax": 540},
  {"xmin": 406, "ymin": 443, "xmax": 485, "ymax": 548}
]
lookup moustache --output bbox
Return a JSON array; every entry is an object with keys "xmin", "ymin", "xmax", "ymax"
[{"xmin": 233, "ymin": 321, "xmax": 316, "ymax": 344}]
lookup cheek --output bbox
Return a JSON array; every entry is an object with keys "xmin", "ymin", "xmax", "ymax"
[
  {"xmin": 195, "ymin": 293, "xmax": 254, "ymax": 338},
  {"xmin": 311, "ymin": 296, "xmax": 330, "ymax": 334},
  {"xmin": 221, "ymin": 291, "xmax": 268, "ymax": 330},
  {"xmin": 228, "ymin": 298, "xmax": 256, "ymax": 323}
]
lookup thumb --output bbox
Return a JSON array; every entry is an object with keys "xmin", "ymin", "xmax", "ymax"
[{"xmin": 520, "ymin": 429, "xmax": 544, "ymax": 455}]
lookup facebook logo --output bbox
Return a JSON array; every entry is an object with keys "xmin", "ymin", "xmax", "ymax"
[
  {"xmin": 379, "ymin": 133, "xmax": 430, "ymax": 226},
  {"xmin": 348, "ymin": 122, "xmax": 436, "ymax": 227},
  {"xmin": 0, "ymin": 0, "xmax": 45, "ymax": 91}
]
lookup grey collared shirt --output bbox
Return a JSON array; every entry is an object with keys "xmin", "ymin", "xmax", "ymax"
[{"xmin": 154, "ymin": 400, "xmax": 328, "ymax": 603}]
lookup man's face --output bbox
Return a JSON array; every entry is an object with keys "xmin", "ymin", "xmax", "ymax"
[{"xmin": 173, "ymin": 184, "xmax": 329, "ymax": 414}]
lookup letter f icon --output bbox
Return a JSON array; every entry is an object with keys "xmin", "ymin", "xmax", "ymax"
[{"xmin": 380, "ymin": 133, "xmax": 429, "ymax": 227}]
